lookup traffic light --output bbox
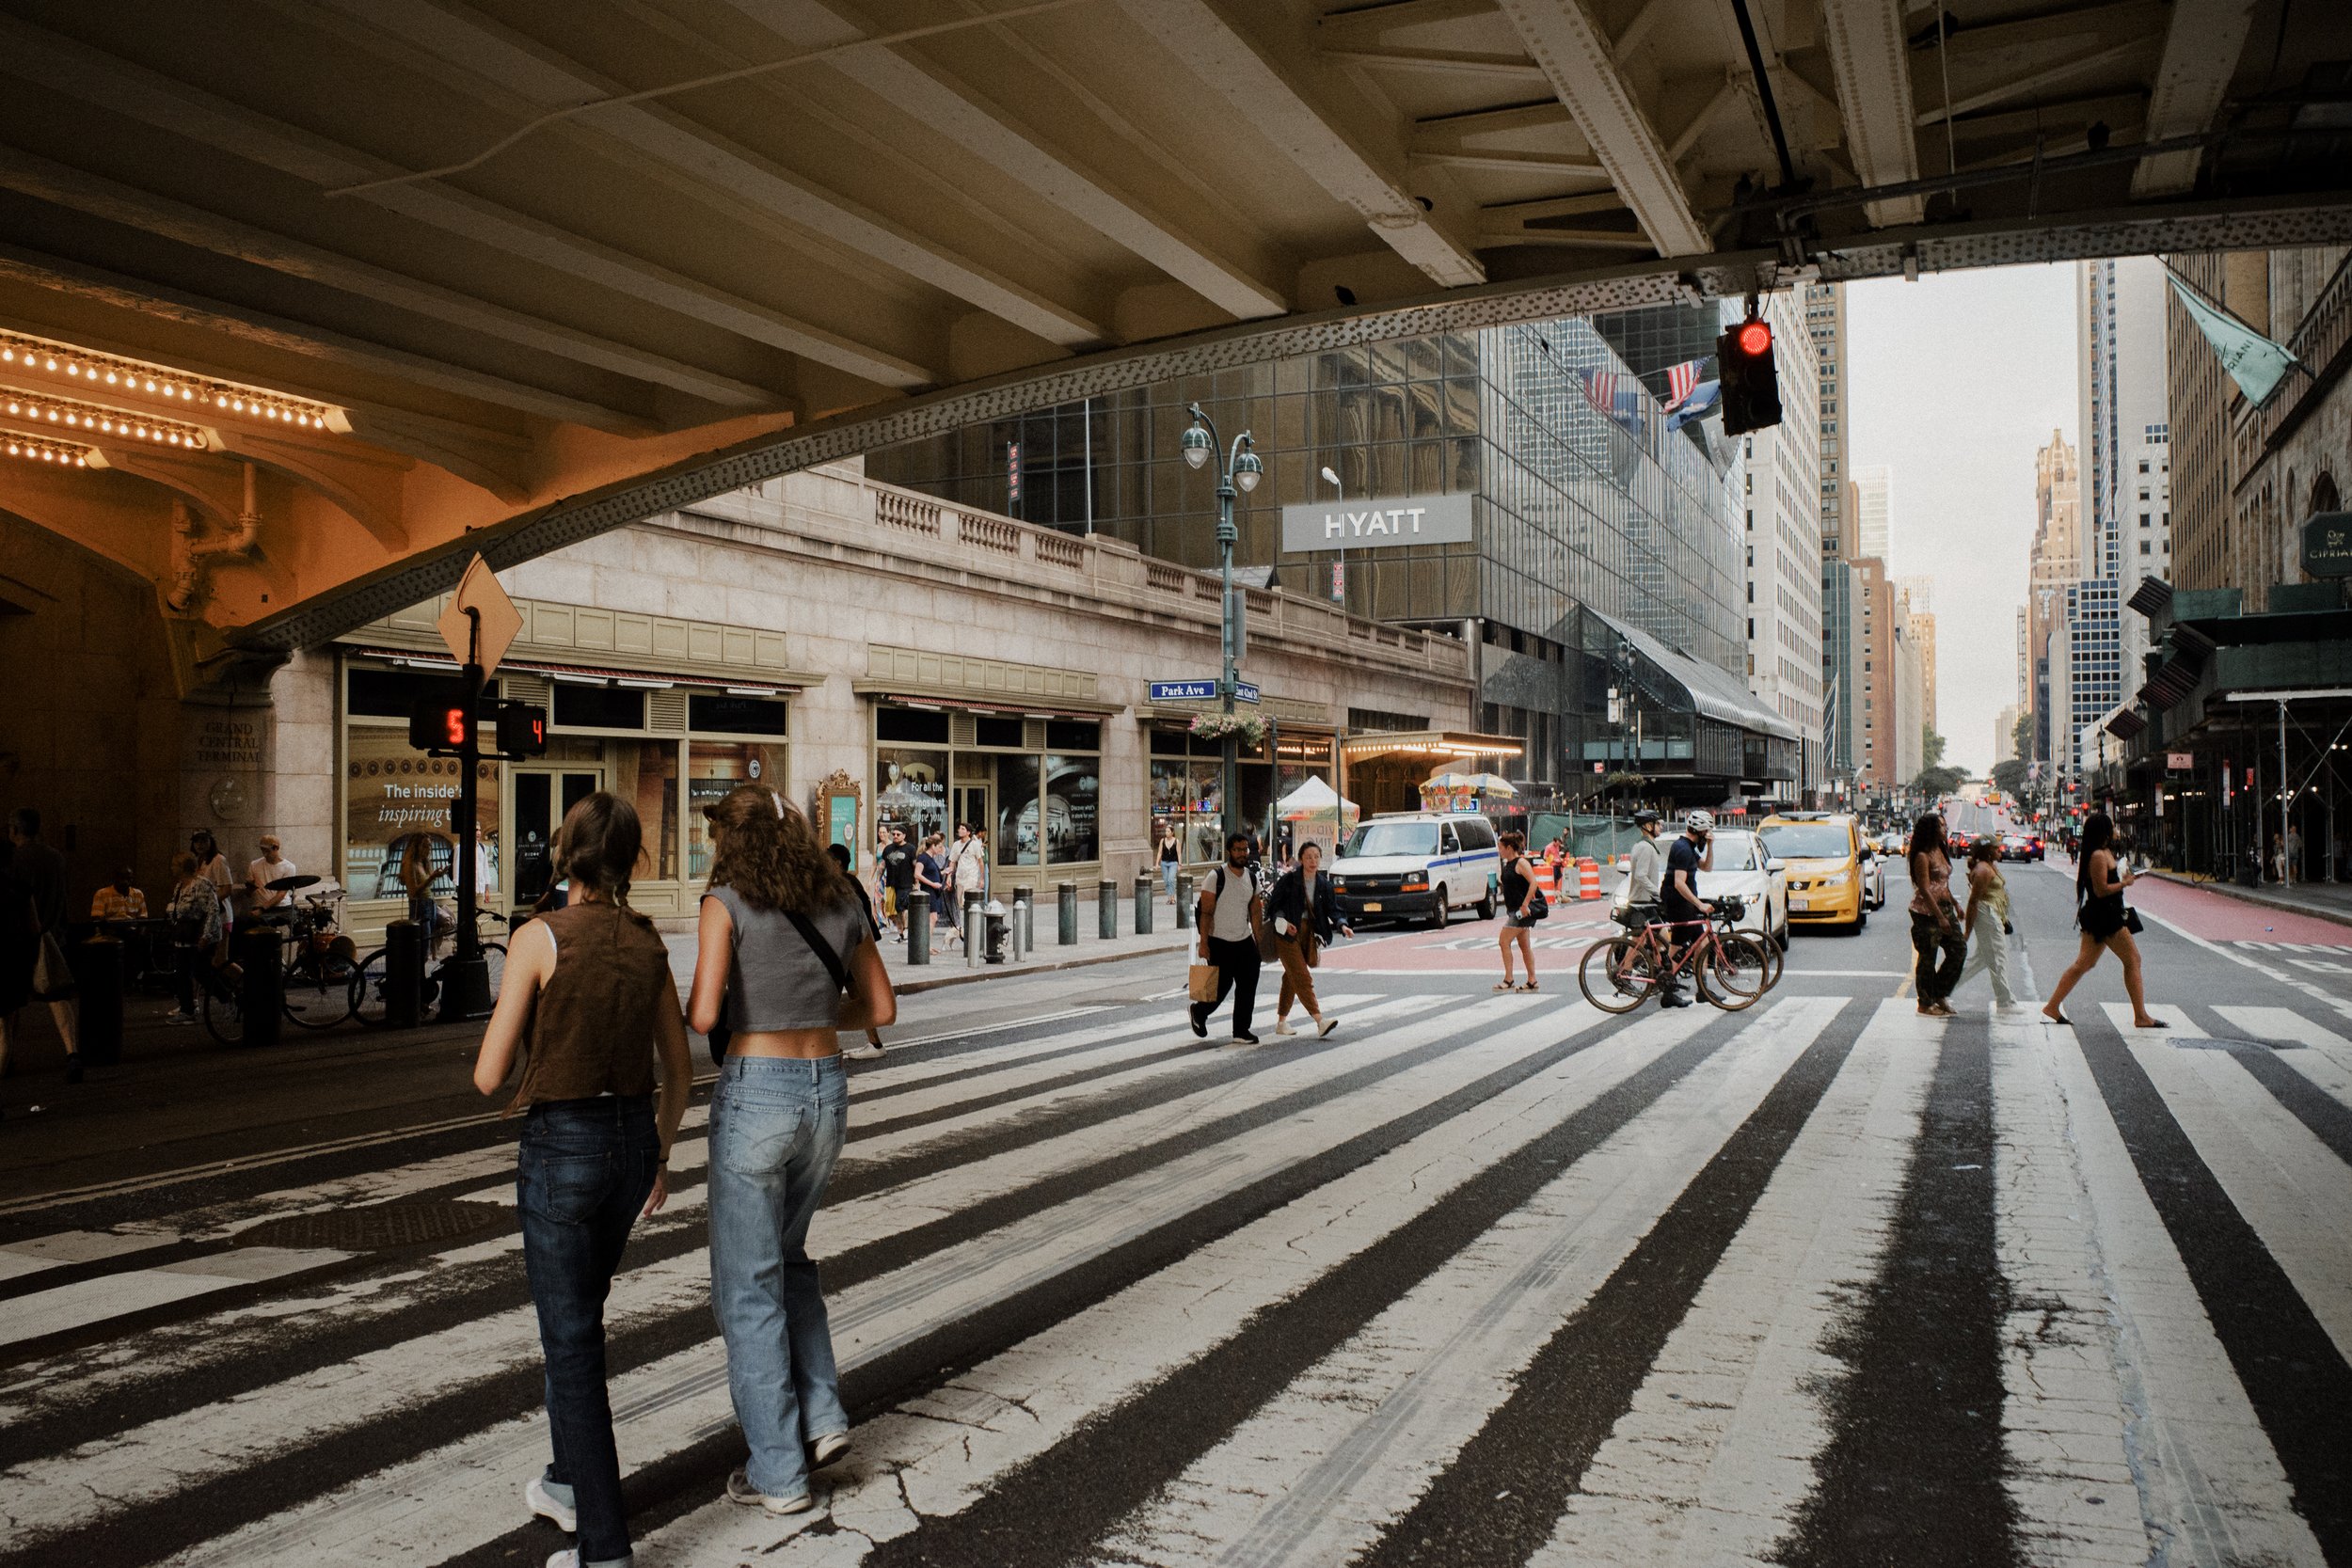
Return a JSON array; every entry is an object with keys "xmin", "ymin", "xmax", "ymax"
[
  {"xmin": 1717, "ymin": 312, "xmax": 1782, "ymax": 436},
  {"xmin": 407, "ymin": 686, "xmax": 473, "ymax": 753},
  {"xmin": 496, "ymin": 702, "xmax": 548, "ymax": 757}
]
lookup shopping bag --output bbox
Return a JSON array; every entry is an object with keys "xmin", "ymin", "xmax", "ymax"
[{"xmin": 1187, "ymin": 961, "xmax": 1220, "ymax": 1004}]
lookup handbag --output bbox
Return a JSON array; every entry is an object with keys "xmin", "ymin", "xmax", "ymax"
[
  {"xmin": 1187, "ymin": 960, "xmax": 1220, "ymax": 1004},
  {"xmin": 1524, "ymin": 887, "xmax": 1550, "ymax": 922},
  {"xmin": 2123, "ymin": 905, "xmax": 2144, "ymax": 935}
]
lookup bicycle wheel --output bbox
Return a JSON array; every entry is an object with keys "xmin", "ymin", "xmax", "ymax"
[
  {"xmin": 200, "ymin": 975, "xmax": 247, "ymax": 1045},
  {"xmin": 1579, "ymin": 937, "xmax": 1654, "ymax": 1014},
  {"xmin": 350, "ymin": 948, "xmax": 390, "ymax": 1026},
  {"xmin": 283, "ymin": 955, "xmax": 357, "ymax": 1029},
  {"xmin": 1699, "ymin": 932, "xmax": 1772, "ymax": 1011}
]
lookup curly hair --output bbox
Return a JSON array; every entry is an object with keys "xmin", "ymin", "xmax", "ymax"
[{"xmin": 704, "ymin": 785, "xmax": 839, "ymax": 912}]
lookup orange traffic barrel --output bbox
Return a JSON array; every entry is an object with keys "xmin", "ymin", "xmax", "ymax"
[{"xmin": 1579, "ymin": 858, "xmax": 1602, "ymax": 900}]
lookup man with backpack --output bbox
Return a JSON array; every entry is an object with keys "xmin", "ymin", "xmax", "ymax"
[{"xmin": 1188, "ymin": 832, "xmax": 1269, "ymax": 1045}]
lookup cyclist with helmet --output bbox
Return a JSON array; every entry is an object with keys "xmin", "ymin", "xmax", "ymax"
[
  {"xmin": 1658, "ymin": 811, "xmax": 1717, "ymax": 1008},
  {"xmin": 1619, "ymin": 810, "xmax": 1666, "ymax": 925}
]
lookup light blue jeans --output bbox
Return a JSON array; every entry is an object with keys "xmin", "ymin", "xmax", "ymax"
[
  {"xmin": 708, "ymin": 1054, "xmax": 851, "ymax": 1498},
  {"xmin": 1162, "ymin": 860, "xmax": 1179, "ymax": 900}
]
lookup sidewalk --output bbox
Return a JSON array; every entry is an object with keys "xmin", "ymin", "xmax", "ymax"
[
  {"xmin": 2141, "ymin": 868, "xmax": 2352, "ymax": 929},
  {"xmin": 660, "ymin": 895, "xmax": 1197, "ymax": 996}
]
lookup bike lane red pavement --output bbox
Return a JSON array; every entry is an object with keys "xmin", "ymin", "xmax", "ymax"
[
  {"xmin": 1317, "ymin": 908, "xmax": 1626, "ymax": 973},
  {"xmin": 2068, "ymin": 863, "xmax": 2352, "ymax": 947}
]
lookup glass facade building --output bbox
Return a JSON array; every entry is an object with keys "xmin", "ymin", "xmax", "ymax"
[{"xmin": 870, "ymin": 308, "xmax": 1792, "ymax": 800}]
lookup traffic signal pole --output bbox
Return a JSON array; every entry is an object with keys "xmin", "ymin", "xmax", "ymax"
[{"xmin": 438, "ymin": 607, "xmax": 494, "ymax": 1022}]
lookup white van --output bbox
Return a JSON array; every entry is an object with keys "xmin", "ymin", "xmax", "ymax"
[{"xmin": 1329, "ymin": 812, "xmax": 1501, "ymax": 927}]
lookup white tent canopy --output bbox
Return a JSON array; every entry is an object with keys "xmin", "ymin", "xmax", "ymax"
[{"xmin": 1278, "ymin": 776, "xmax": 1357, "ymax": 817}]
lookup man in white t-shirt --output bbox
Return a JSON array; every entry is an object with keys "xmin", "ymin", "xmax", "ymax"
[{"xmin": 246, "ymin": 835, "xmax": 297, "ymax": 915}]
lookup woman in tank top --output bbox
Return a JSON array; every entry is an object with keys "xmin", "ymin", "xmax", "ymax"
[
  {"xmin": 689, "ymin": 786, "xmax": 898, "ymax": 1517},
  {"xmin": 471, "ymin": 793, "xmax": 692, "ymax": 1568}
]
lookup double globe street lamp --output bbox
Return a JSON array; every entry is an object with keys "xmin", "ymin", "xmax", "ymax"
[{"xmin": 1179, "ymin": 402, "xmax": 1261, "ymax": 839}]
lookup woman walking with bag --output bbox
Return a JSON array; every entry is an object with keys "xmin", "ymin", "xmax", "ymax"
[
  {"xmin": 1267, "ymin": 842, "xmax": 1350, "ymax": 1037},
  {"xmin": 2042, "ymin": 810, "xmax": 2165, "ymax": 1028},
  {"xmin": 689, "ymin": 787, "xmax": 897, "ymax": 1515},
  {"xmin": 1952, "ymin": 838, "xmax": 2018, "ymax": 1009},
  {"xmin": 1908, "ymin": 814, "xmax": 1965, "ymax": 1017},
  {"xmin": 470, "ymin": 793, "xmax": 692, "ymax": 1568},
  {"xmin": 1495, "ymin": 830, "xmax": 1542, "ymax": 992}
]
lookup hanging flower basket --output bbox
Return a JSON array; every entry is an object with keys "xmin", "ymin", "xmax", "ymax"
[{"xmin": 1189, "ymin": 711, "xmax": 1268, "ymax": 749}]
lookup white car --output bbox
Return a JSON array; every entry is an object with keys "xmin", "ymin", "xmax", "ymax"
[{"xmin": 1694, "ymin": 829, "xmax": 1790, "ymax": 950}]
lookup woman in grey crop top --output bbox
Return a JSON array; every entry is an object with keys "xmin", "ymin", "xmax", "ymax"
[{"xmin": 686, "ymin": 786, "xmax": 897, "ymax": 1515}]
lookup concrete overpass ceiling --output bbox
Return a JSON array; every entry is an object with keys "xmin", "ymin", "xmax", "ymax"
[{"xmin": 0, "ymin": 0, "xmax": 2339, "ymax": 680}]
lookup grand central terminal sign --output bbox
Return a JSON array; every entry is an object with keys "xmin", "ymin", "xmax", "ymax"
[{"xmin": 1280, "ymin": 494, "xmax": 1473, "ymax": 553}]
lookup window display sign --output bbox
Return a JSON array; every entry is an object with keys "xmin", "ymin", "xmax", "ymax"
[
  {"xmin": 1279, "ymin": 493, "xmax": 1472, "ymax": 552},
  {"xmin": 344, "ymin": 726, "xmax": 500, "ymax": 900}
]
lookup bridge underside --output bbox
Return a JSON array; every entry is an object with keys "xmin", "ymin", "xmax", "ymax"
[{"xmin": 0, "ymin": 0, "xmax": 2344, "ymax": 685}]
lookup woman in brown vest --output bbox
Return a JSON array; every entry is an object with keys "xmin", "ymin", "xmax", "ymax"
[{"xmin": 473, "ymin": 792, "xmax": 691, "ymax": 1568}]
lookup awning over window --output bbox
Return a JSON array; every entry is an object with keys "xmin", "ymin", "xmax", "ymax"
[
  {"xmin": 1339, "ymin": 729, "xmax": 1524, "ymax": 761},
  {"xmin": 1581, "ymin": 609, "xmax": 1802, "ymax": 742},
  {"xmin": 349, "ymin": 647, "xmax": 801, "ymax": 692}
]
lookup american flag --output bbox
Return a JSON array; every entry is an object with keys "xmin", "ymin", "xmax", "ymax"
[
  {"xmin": 1578, "ymin": 370, "xmax": 1620, "ymax": 412},
  {"xmin": 1661, "ymin": 357, "xmax": 1708, "ymax": 410}
]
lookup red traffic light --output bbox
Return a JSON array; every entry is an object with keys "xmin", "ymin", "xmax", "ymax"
[{"xmin": 1736, "ymin": 320, "xmax": 1772, "ymax": 356}]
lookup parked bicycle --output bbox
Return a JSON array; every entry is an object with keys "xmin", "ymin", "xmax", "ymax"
[
  {"xmin": 1579, "ymin": 896, "xmax": 1772, "ymax": 1013},
  {"xmin": 350, "ymin": 904, "xmax": 513, "ymax": 1026},
  {"xmin": 194, "ymin": 877, "xmax": 364, "ymax": 1042}
]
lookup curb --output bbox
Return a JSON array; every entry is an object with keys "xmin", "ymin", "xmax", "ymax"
[
  {"xmin": 888, "ymin": 938, "xmax": 1194, "ymax": 994},
  {"xmin": 2142, "ymin": 868, "xmax": 2352, "ymax": 930}
]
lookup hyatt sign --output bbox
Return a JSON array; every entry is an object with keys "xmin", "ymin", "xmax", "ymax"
[{"xmin": 1279, "ymin": 494, "xmax": 1473, "ymax": 553}]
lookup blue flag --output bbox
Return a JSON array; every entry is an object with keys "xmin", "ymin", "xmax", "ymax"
[
  {"xmin": 1666, "ymin": 380, "xmax": 1720, "ymax": 430},
  {"xmin": 2168, "ymin": 276, "xmax": 2299, "ymax": 407}
]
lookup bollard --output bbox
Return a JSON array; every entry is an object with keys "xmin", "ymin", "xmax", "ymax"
[
  {"xmin": 907, "ymin": 902, "xmax": 930, "ymax": 965},
  {"xmin": 964, "ymin": 894, "xmax": 984, "ymax": 969},
  {"xmin": 235, "ymin": 925, "xmax": 284, "ymax": 1048},
  {"xmin": 1175, "ymin": 872, "xmax": 1194, "ymax": 929},
  {"xmin": 1058, "ymin": 881, "xmax": 1079, "ymax": 945},
  {"xmin": 1009, "ymin": 899, "xmax": 1027, "ymax": 961},
  {"xmin": 384, "ymin": 919, "xmax": 425, "ymax": 1029},
  {"xmin": 1098, "ymin": 879, "xmax": 1118, "ymax": 940},
  {"xmin": 1134, "ymin": 872, "xmax": 1154, "ymax": 934},
  {"xmin": 72, "ymin": 935, "xmax": 125, "ymax": 1068},
  {"xmin": 1011, "ymin": 887, "xmax": 1033, "ymax": 958}
]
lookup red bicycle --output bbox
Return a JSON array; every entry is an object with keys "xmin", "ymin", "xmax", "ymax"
[{"xmin": 1579, "ymin": 897, "xmax": 1771, "ymax": 1013}]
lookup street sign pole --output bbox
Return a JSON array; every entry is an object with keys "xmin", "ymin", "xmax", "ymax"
[{"xmin": 437, "ymin": 607, "xmax": 495, "ymax": 1022}]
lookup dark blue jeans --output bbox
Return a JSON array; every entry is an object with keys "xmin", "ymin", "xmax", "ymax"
[{"xmin": 517, "ymin": 1096, "xmax": 660, "ymax": 1565}]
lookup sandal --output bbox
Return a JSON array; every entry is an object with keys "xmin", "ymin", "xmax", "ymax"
[
  {"xmin": 1494, "ymin": 981, "xmax": 1516, "ymax": 991},
  {"xmin": 2134, "ymin": 1017, "xmax": 2169, "ymax": 1030},
  {"xmin": 1519, "ymin": 980, "xmax": 1539, "ymax": 992},
  {"xmin": 2042, "ymin": 1009, "xmax": 2072, "ymax": 1026}
]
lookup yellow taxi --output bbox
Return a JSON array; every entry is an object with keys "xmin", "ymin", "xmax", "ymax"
[{"xmin": 1758, "ymin": 811, "xmax": 1873, "ymax": 935}]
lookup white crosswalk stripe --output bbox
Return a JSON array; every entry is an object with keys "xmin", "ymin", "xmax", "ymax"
[{"xmin": 1, "ymin": 986, "xmax": 2345, "ymax": 1568}]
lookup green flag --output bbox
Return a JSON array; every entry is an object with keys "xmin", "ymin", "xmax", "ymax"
[{"xmin": 2169, "ymin": 275, "xmax": 2299, "ymax": 406}]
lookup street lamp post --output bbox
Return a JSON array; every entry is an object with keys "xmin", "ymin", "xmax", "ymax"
[
  {"xmin": 1181, "ymin": 403, "xmax": 1261, "ymax": 841},
  {"xmin": 1320, "ymin": 465, "xmax": 1345, "ymax": 605}
]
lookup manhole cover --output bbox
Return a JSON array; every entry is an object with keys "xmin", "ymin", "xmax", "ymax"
[{"xmin": 233, "ymin": 1200, "xmax": 509, "ymax": 1251}]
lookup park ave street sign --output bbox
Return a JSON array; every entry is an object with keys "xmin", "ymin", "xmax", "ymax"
[
  {"xmin": 1280, "ymin": 493, "xmax": 1473, "ymax": 552},
  {"xmin": 1152, "ymin": 678, "xmax": 1260, "ymax": 705}
]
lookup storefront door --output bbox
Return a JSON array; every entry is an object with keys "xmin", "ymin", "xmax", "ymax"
[
  {"xmin": 952, "ymin": 784, "xmax": 991, "ymax": 845},
  {"xmin": 511, "ymin": 767, "xmax": 605, "ymax": 904}
]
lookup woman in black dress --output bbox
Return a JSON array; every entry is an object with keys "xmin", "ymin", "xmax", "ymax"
[{"xmin": 2042, "ymin": 811, "xmax": 2165, "ymax": 1028}]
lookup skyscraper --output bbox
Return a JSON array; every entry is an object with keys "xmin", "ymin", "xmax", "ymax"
[
  {"xmin": 1894, "ymin": 577, "xmax": 1938, "ymax": 742},
  {"xmin": 1852, "ymin": 466, "xmax": 1891, "ymax": 561},
  {"xmin": 2026, "ymin": 432, "xmax": 2081, "ymax": 768},
  {"xmin": 1807, "ymin": 282, "xmax": 1853, "ymax": 793}
]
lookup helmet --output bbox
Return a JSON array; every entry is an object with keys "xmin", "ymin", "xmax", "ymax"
[
  {"xmin": 1632, "ymin": 809, "xmax": 1661, "ymax": 826},
  {"xmin": 1686, "ymin": 809, "xmax": 1715, "ymax": 833}
]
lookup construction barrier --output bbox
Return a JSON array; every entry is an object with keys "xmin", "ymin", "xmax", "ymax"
[{"xmin": 1578, "ymin": 858, "xmax": 1603, "ymax": 900}]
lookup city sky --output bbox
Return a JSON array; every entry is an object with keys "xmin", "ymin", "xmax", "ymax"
[{"xmin": 1844, "ymin": 263, "xmax": 2080, "ymax": 776}]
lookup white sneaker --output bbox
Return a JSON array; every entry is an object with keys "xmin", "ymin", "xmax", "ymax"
[
  {"xmin": 809, "ymin": 1431, "xmax": 850, "ymax": 1470},
  {"xmin": 1317, "ymin": 1017, "xmax": 1339, "ymax": 1038},
  {"xmin": 726, "ymin": 1466, "xmax": 814, "ymax": 1515},
  {"xmin": 843, "ymin": 1041, "xmax": 885, "ymax": 1061},
  {"xmin": 525, "ymin": 1474, "xmax": 576, "ymax": 1532},
  {"xmin": 1272, "ymin": 1020, "xmax": 1295, "ymax": 1037}
]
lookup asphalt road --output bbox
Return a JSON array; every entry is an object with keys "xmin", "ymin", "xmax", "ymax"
[{"xmin": 1, "ymin": 859, "xmax": 2347, "ymax": 1568}]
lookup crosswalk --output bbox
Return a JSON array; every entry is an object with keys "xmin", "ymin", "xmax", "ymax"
[{"xmin": 2, "ymin": 984, "xmax": 2348, "ymax": 1568}]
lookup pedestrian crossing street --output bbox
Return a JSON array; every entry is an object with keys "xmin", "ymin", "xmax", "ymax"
[{"xmin": 2, "ymin": 982, "xmax": 2348, "ymax": 1568}]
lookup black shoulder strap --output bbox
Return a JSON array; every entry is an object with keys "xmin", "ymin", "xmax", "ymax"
[{"xmin": 782, "ymin": 909, "xmax": 853, "ymax": 994}]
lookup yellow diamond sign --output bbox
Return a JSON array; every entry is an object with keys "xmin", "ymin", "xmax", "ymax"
[{"xmin": 437, "ymin": 554, "xmax": 523, "ymax": 676}]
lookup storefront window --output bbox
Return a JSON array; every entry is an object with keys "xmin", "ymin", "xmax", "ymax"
[
  {"xmin": 1042, "ymin": 754, "xmax": 1099, "ymax": 863},
  {"xmin": 995, "ymin": 752, "xmax": 1042, "ymax": 865},
  {"xmin": 615, "ymin": 740, "xmax": 680, "ymax": 883},
  {"xmin": 343, "ymin": 725, "xmax": 500, "ymax": 901},
  {"xmin": 687, "ymin": 741, "xmax": 787, "ymax": 880},
  {"xmin": 877, "ymin": 748, "xmax": 948, "ymax": 842}
]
